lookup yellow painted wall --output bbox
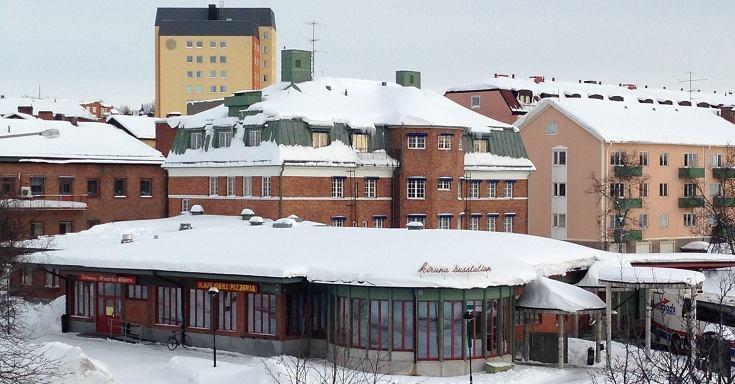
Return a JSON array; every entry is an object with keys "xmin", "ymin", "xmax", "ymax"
[{"xmin": 258, "ymin": 26, "xmax": 277, "ymax": 87}]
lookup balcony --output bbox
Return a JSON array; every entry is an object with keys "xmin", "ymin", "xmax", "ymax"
[
  {"xmin": 613, "ymin": 198, "xmax": 642, "ymax": 210},
  {"xmin": 614, "ymin": 166, "xmax": 643, "ymax": 178},
  {"xmin": 613, "ymin": 229, "xmax": 643, "ymax": 243},
  {"xmin": 714, "ymin": 197, "xmax": 735, "ymax": 207},
  {"xmin": 678, "ymin": 167, "xmax": 705, "ymax": 179},
  {"xmin": 678, "ymin": 197, "xmax": 705, "ymax": 208},
  {"xmin": 713, "ymin": 167, "xmax": 735, "ymax": 179}
]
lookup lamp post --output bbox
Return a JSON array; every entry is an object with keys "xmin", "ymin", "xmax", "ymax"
[
  {"xmin": 463, "ymin": 304, "xmax": 476, "ymax": 384},
  {"xmin": 0, "ymin": 128, "xmax": 60, "ymax": 140},
  {"xmin": 207, "ymin": 286, "xmax": 219, "ymax": 368}
]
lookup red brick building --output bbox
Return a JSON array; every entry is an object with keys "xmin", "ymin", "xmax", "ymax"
[
  {"xmin": 80, "ymin": 100, "xmax": 115, "ymax": 120},
  {"xmin": 161, "ymin": 50, "xmax": 534, "ymax": 232},
  {"xmin": 0, "ymin": 117, "xmax": 167, "ymax": 238}
]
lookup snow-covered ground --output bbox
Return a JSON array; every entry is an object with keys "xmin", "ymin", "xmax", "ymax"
[{"xmin": 21, "ymin": 297, "xmax": 606, "ymax": 384}]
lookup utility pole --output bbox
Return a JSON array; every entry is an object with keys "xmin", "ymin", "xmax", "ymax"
[{"xmin": 306, "ymin": 20, "xmax": 324, "ymax": 77}]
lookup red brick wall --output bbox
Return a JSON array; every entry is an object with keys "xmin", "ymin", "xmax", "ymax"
[
  {"xmin": 445, "ymin": 90, "xmax": 518, "ymax": 125},
  {"xmin": 2, "ymin": 161, "xmax": 167, "ymax": 237},
  {"xmin": 155, "ymin": 121, "xmax": 178, "ymax": 156}
]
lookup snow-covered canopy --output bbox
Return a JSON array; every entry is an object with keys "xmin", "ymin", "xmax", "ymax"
[
  {"xmin": 0, "ymin": 118, "xmax": 164, "ymax": 164},
  {"xmin": 517, "ymin": 98, "xmax": 735, "ymax": 146},
  {"xmin": 680, "ymin": 241, "xmax": 711, "ymax": 252},
  {"xmin": 106, "ymin": 115, "xmax": 158, "ymax": 140},
  {"xmin": 0, "ymin": 96, "xmax": 97, "ymax": 120},
  {"xmin": 624, "ymin": 251, "xmax": 735, "ymax": 265},
  {"xmin": 516, "ymin": 276, "xmax": 606, "ymax": 313},
  {"xmin": 26, "ymin": 214, "xmax": 605, "ymax": 289},
  {"xmin": 595, "ymin": 265, "xmax": 704, "ymax": 287},
  {"xmin": 447, "ymin": 76, "xmax": 735, "ymax": 108}
]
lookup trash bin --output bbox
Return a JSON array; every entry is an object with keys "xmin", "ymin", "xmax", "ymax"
[
  {"xmin": 587, "ymin": 347, "xmax": 595, "ymax": 365},
  {"xmin": 60, "ymin": 314, "xmax": 69, "ymax": 333}
]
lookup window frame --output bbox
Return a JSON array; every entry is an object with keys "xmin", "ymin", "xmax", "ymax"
[
  {"xmin": 470, "ymin": 95, "xmax": 480, "ymax": 109},
  {"xmin": 332, "ymin": 177, "xmax": 345, "ymax": 198},
  {"xmin": 139, "ymin": 179, "xmax": 153, "ymax": 197},
  {"xmin": 226, "ymin": 176, "xmax": 235, "ymax": 196},
  {"xmin": 113, "ymin": 178, "xmax": 126, "ymax": 197},
  {"xmin": 261, "ymin": 176, "xmax": 271, "ymax": 197},
  {"xmin": 438, "ymin": 134, "xmax": 452, "ymax": 150},
  {"xmin": 364, "ymin": 178, "xmax": 377, "ymax": 198},
  {"xmin": 407, "ymin": 134, "xmax": 426, "ymax": 149},
  {"xmin": 552, "ymin": 149, "xmax": 567, "ymax": 166},
  {"xmin": 58, "ymin": 177, "xmax": 74, "ymax": 196},
  {"xmin": 86, "ymin": 178, "xmax": 100, "ymax": 198},
  {"xmin": 312, "ymin": 131, "xmax": 329, "ymax": 148},
  {"xmin": 247, "ymin": 292, "xmax": 277, "ymax": 336},
  {"xmin": 407, "ymin": 178, "xmax": 426, "ymax": 199},
  {"xmin": 208, "ymin": 176, "xmax": 218, "ymax": 196},
  {"xmin": 30, "ymin": 176, "xmax": 44, "ymax": 196}
]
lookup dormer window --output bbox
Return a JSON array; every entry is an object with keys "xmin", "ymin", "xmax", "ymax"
[
  {"xmin": 218, "ymin": 130, "xmax": 232, "ymax": 147},
  {"xmin": 609, "ymin": 95, "xmax": 624, "ymax": 102},
  {"xmin": 471, "ymin": 95, "xmax": 480, "ymax": 108},
  {"xmin": 589, "ymin": 94, "xmax": 604, "ymax": 100},
  {"xmin": 351, "ymin": 132, "xmax": 368, "ymax": 153},
  {"xmin": 248, "ymin": 129, "xmax": 261, "ymax": 146},
  {"xmin": 518, "ymin": 90, "xmax": 533, "ymax": 104},
  {"xmin": 312, "ymin": 131, "xmax": 329, "ymax": 148},
  {"xmin": 190, "ymin": 131, "xmax": 203, "ymax": 149},
  {"xmin": 473, "ymin": 139, "xmax": 488, "ymax": 153}
]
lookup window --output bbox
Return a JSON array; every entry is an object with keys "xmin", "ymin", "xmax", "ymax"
[
  {"xmin": 220, "ymin": 56, "xmax": 227, "ymax": 64},
  {"xmin": 186, "ymin": 55, "xmax": 193, "ymax": 63},
  {"xmin": 364, "ymin": 178, "xmax": 376, "ymax": 198},
  {"xmin": 470, "ymin": 215, "xmax": 480, "ymax": 230},
  {"xmin": 610, "ymin": 182, "xmax": 624, "ymax": 198},
  {"xmin": 332, "ymin": 177, "xmax": 344, "ymax": 198},
  {"xmin": 546, "ymin": 121, "xmax": 558, "ymax": 135},
  {"xmin": 639, "ymin": 213, "xmax": 648, "ymax": 228},
  {"xmin": 438, "ymin": 134, "xmax": 452, "ymax": 150},
  {"xmin": 438, "ymin": 215, "xmax": 452, "ymax": 229},
  {"xmin": 504, "ymin": 181, "xmax": 515, "ymax": 198},
  {"xmin": 138, "ymin": 179, "xmax": 152, "ymax": 197},
  {"xmin": 660, "ymin": 152, "xmax": 669, "ymax": 166},
  {"xmin": 711, "ymin": 183, "xmax": 723, "ymax": 197},
  {"xmin": 59, "ymin": 221, "xmax": 72, "ymax": 235},
  {"xmin": 43, "ymin": 269, "xmax": 61, "ymax": 288},
  {"xmin": 351, "ymin": 133, "xmax": 368, "ymax": 152},
  {"xmin": 417, "ymin": 301, "xmax": 439, "ymax": 360},
  {"xmin": 186, "ymin": 71, "xmax": 193, "ymax": 78},
  {"xmin": 207, "ymin": 70, "xmax": 215, "ymax": 78},
  {"xmin": 407, "ymin": 134, "xmax": 426, "ymax": 149},
  {"xmin": 262, "ymin": 176, "xmax": 271, "ymax": 197},
  {"xmin": 443, "ymin": 301, "xmax": 464, "ymax": 359},
  {"xmin": 488, "ymin": 215, "xmax": 497, "ymax": 231},
  {"xmin": 659, "ymin": 183, "xmax": 668, "ymax": 197},
  {"xmin": 550, "ymin": 213, "xmax": 565, "ymax": 228},
  {"xmin": 196, "ymin": 56, "xmax": 203, "ymax": 63},
  {"xmin": 504, "ymin": 215, "xmax": 514, "ymax": 232},
  {"xmin": 30, "ymin": 176, "xmax": 44, "ymax": 196},
  {"xmin": 262, "ymin": 45, "xmax": 267, "ymax": 53},
  {"xmin": 488, "ymin": 181, "xmax": 498, "ymax": 198},
  {"xmin": 312, "ymin": 132, "xmax": 329, "ymax": 148},
  {"xmin": 218, "ymin": 130, "xmax": 232, "ymax": 147},
  {"xmin": 263, "ymin": 74, "xmax": 269, "ymax": 82},
  {"xmin": 373, "ymin": 216, "xmax": 385, "ymax": 228},
  {"xmin": 311, "ymin": 292, "xmax": 327, "ymax": 338},
  {"xmin": 127, "ymin": 285, "xmax": 148, "ymax": 300},
  {"xmin": 248, "ymin": 293, "xmax": 276, "ymax": 335},
  {"xmin": 59, "ymin": 177, "xmax": 73, "ymax": 196},
  {"xmin": 220, "ymin": 85, "xmax": 227, "ymax": 93},
  {"xmin": 286, "ymin": 293, "xmax": 304, "ymax": 336},
  {"xmin": 181, "ymin": 198, "xmax": 190, "ymax": 213},
  {"xmin": 196, "ymin": 70, "xmax": 203, "ymax": 78},
  {"xmin": 156, "ymin": 287, "xmax": 183, "ymax": 326},
  {"xmin": 73, "ymin": 281, "xmax": 94, "ymax": 318},
  {"xmin": 392, "ymin": 301, "xmax": 414, "ymax": 351},
  {"xmin": 610, "ymin": 151, "xmax": 627, "ymax": 166},
  {"xmin": 243, "ymin": 177, "xmax": 252, "ymax": 196},
  {"xmin": 186, "ymin": 40, "xmax": 193, "ymax": 48},
  {"xmin": 31, "ymin": 222, "xmax": 43, "ymax": 237},
  {"xmin": 684, "ymin": 213, "xmax": 696, "ymax": 227},
  {"xmin": 369, "ymin": 299, "xmax": 389, "ymax": 350},
  {"xmin": 220, "ymin": 70, "xmax": 227, "ymax": 78},
  {"xmin": 191, "ymin": 131, "xmax": 204, "ymax": 149},
  {"xmin": 295, "ymin": 59, "xmax": 302, "ymax": 68},
  {"xmin": 226, "ymin": 176, "xmax": 235, "ymax": 196},
  {"xmin": 684, "ymin": 153, "xmax": 698, "ymax": 168},
  {"xmin": 209, "ymin": 176, "xmax": 218, "ymax": 196},
  {"xmin": 196, "ymin": 40, "xmax": 202, "ymax": 48},
  {"xmin": 209, "ymin": 55, "xmax": 216, "ymax": 64},
  {"xmin": 220, "ymin": 41, "xmax": 227, "ymax": 48},
  {"xmin": 20, "ymin": 267, "xmax": 32, "ymax": 285},
  {"xmin": 248, "ymin": 129, "xmax": 261, "ymax": 146},
  {"xmin": 111, "ymin": 178, "xmax": 125, "ymax": 197},
  {"xmin": 189, "ymin": 289, "xmax": 212, "ymax": 328},
  {"xmin": 470, "ymin": 180, "xmax": 481, "ymax": 198},
  {"xmin": 639, "ymin": 152, "xmax": 649, "ymax": 166},
  {"xmin": 639, "ymin": 182, "xmax": 648, "ymax": 198},
  {"xmin": 407, "ymin": 178, "xmax": 426, "ymax": 199},
  {"xmin": 186, "ymin": 85, "xmax": 193, "ymax": 94},
  {"xmin": 209, "ymin": 85, "xmax": 217, "ymax": 93},
  {"xmin": 553, "ymin": 182, "xmax": 566, "ymax": 197},
  {"xmin": 470, "ymin": 95, "xmax": 480, "ymax": 108},
  {"xmin": 438, "ymin": 178, "xmax": 451, "ymax": 191},
  {"xmin": 684, "ymin": 183, "xmax": 698, "ymax": 197},
  {"xmin": 486, "ymin": 299, "xmax": 499, "ymax": 355},
  {"xmin": 552, "ymin": 149, "xmax": 567, "ymax": 166},
  {"xmin": 351, "ymin": 298, "xmax": 368, "ymax": 348},
  {"xmin": 712, "ymin": 154, "xmax": 723, "ymax": 168},
  {"xmin": 407, "ymin": 215, "xmax": 426, "ymax": 226},
  {"xmin": 209, "ymin": 41, "xmax": 216, "ymax": 48},
  {"xmin": 660, "ymin": 213, "xmax": 669, "ymax": 228},
  {"xmin": 473, "ymin": 139, "xmax": 488, "ymax": 153}
]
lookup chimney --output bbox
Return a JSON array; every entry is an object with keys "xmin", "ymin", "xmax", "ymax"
[
  {"xmin": 662, "ymin": 86, "xmax": 666, "ymax": 90},
  {"xmin": 396, "ymin": 70, "xmax": 421, "ymax": 89},
  {"xmin": 551, "ymin": 77, "xmax": 555, "ymax": 82},
  {"xmin": 68, "ymin": 117, "xmax": 78, "ymax": 126},
  {"xmin": 511, "ymin": 74, "xmax": 515, "ymax": 79},
  {"xmin": 17, "ymin": 106, "xmax": 32, "ymax": 115},
  {"xmin": 530, "ymin": 76, "xmax": 544, "ymax": 84},
  {"xmin": 281, "ymin": 49, "xmax": 312, "ymax": 84},
  {"xmin": 208, "ymin": 4, "xmax": 217, "ymax": 20},
  {"xmin": 37, "ymin": 110, "xmax": 54, "ymax": 120}
]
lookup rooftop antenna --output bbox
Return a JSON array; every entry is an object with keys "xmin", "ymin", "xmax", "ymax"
[
  {"xmin": 306, "ymin": 20, "xmax": 326, "ymax": 76},
  {"xmin": 679, "ymin": 57, "xmax": 706, "ymax": 102},
  {"xmin": 38, "ymin": 84, "xmax": 41, "ymax": 99}
]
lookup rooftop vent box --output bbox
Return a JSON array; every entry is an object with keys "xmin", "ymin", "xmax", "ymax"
[
  {"xmin": 396, "ymin": 70, "xmax": 421, "ymax": 89},
  {"xmin": 249, "ymin": 216, "xmax": 265, "ymax": 226},
  {"xmin": 273, "ymin": 217, "xmax": 297, "ymax": 228},
  {"xmin": 287, "ymin": 214, "xmax": 303, "ymax": 223},
  {"xmin": 121, "ymin": 233, "xmax": 134, "ymax": 243},
  {"xmin": 190, "ymin": 205, "xmax": 204, "ymax": 215},
  {"xmin": 240, "ymin": 208, "xmax": 255, "ymax": 221},
  {"xmin": 179, "ymin": 223, "xmax": 192, "ymax": 231},
  {"xmin": 407, "ymin": 221, "xmax": 424, "ymax": 230}
]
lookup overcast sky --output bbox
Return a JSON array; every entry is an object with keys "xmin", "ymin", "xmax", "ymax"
[{"xmin": 1, "ymin": 1, "xmax": 734, "ymax": 107}]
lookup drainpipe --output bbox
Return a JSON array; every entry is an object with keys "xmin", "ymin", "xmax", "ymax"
[
  {"xmin": 412, "ymin": 287, "xmax": 418, "ymax": 371},
  {"xmin": 153, "ymin": 271, "xmax": 187, "ymax": 342},
  {"xmin": 278, "ymin": 164, "xmax": 285, "ymax": 218}
]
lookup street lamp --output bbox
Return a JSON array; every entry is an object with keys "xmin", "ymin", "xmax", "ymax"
[
  {"xmin": 463, "ymin": 304, "xmax": 476, "ymax": 384},
  {"xmin": 207, "ymin": 287, "xmax": 219, "ymax": 368},
  {"xmin": 0, "ymin": 128, "xmax": 60, "ymax": 140}
]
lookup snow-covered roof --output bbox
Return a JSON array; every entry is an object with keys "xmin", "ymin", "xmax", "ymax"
[
  {"xmin": 0, "ymin": 118, "xmax": 164, "ymax": 164},
  {"xmin": 680, "ymin": 241, "xmax": 712, "ymax": 252},
  {"xmin": 464, "ymin": 152, "xmax": 535, "ymax": 171},
  {"xmin": 595, "ymin": 265, "xmax": 704, "ymax": 286},
  {"xmin": 1, "ymin": 112, "xmax": 37, "ymax": 120},
  {"xmin": 106, "ymin": 115, "xmax": 157, "ymax": 139},
  {"xmin": 168, "ymin": 78, "xmax": 513, "ymax": 133},
  {"xmin": 516, "ymin": 98, "xmax": 735, "ymax": 146},
  {"xmin": 447, "ymin": 76, "xmax": 735, "ymax": 108},
  {"xmin": 26, "ymin": 214, "xmax": 605, "ymax": 289},
  {"xmin": 516, "ymin": 276, "xmax": 606, "ymax": 313},
  {"xmin": 0, "ymin": 97, "xmax": 97, "ymax": 120}
]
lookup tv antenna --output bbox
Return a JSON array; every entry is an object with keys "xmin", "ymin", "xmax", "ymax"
[
  {"xmin": 679, "ymin": 58, "xmax": 706, "ymax": 102},
  {"xmin": 306, "ymin": 20, "xmax": 326, "ymax": 76}
]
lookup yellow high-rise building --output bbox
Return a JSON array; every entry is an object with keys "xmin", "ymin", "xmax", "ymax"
[{"xmin": 154, "ymin": 4, "xmax": 276, "ymax": 116}]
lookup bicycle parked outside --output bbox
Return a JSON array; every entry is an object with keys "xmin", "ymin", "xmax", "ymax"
[{"xmin": 166, "ymin": 328, "xmax": 191, "ymax": 351}]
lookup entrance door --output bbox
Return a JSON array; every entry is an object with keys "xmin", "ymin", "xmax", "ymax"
[{"xmin": 96, "ymin": 283, "xmax": 123, "ymax": 334}]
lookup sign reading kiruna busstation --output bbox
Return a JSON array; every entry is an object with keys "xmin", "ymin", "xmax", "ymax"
[{"xmin": 418, "ymin": 262, "xmax": 493, "ymax": 274}]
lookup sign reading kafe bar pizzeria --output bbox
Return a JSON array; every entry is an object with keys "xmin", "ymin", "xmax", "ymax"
[
  {"xmin": 79, "ymin": 273, "xmax": 136, "ymax": 285},
  {"xmin": 195, "ymin": 281, "xmax": 258, "ymax": 292},
  {"xmin": 418, "ymin": 262, "xmax": 492, "ymax": 274}
]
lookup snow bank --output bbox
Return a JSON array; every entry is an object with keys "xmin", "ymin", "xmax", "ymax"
[
  {"xmin": 40, "ymin": 341, "xmax": 118, "ymax": 384},
  {"xmin": 167, "ymin": 356, "xmax": 266, "ymax": 384},
  {"xmin": 19, "ymin": 295, "xmax": 65, "ymax": 337}
]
